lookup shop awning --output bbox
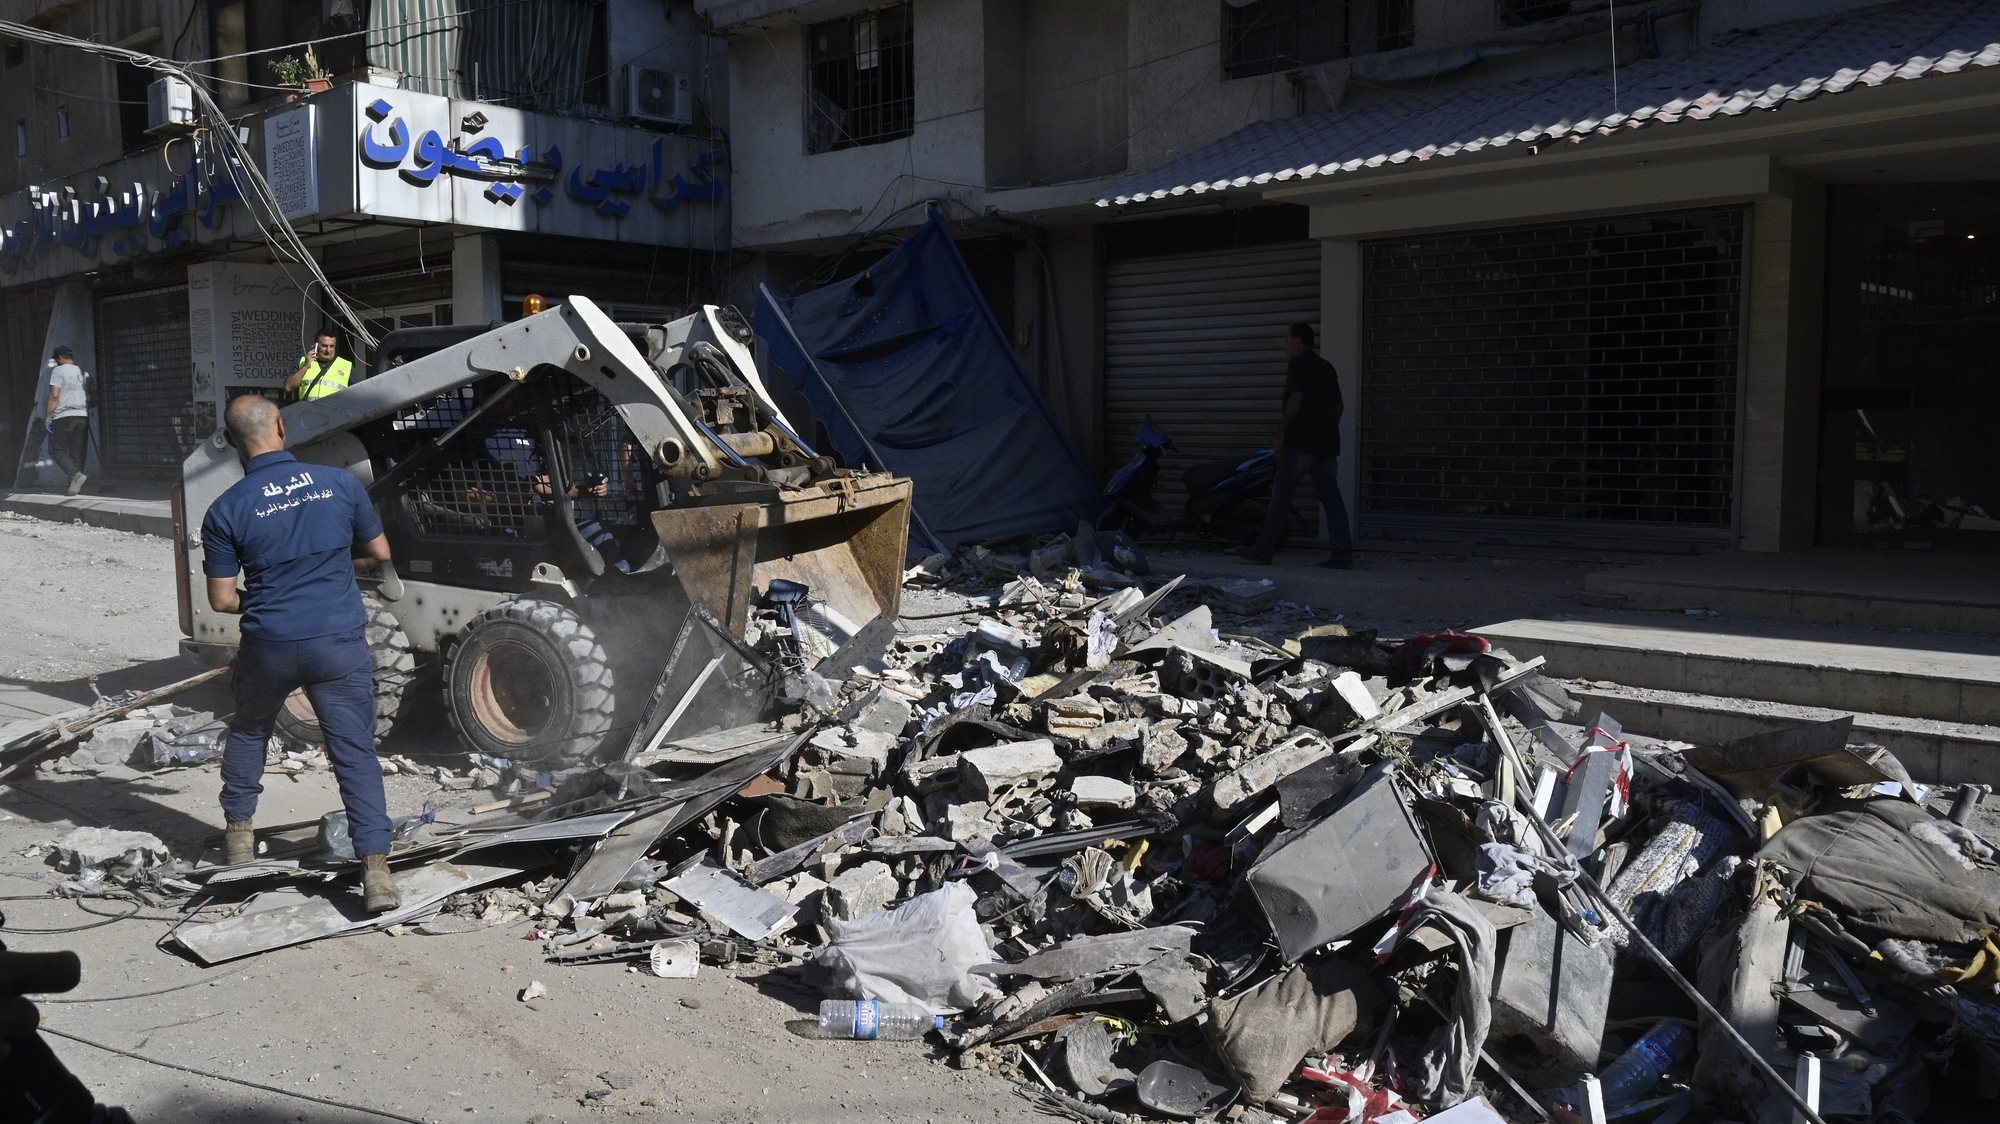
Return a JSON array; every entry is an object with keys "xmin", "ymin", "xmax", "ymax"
[{"xmin": 1098, "ymin": 0, "xmax": 2000, "ymax": 207}]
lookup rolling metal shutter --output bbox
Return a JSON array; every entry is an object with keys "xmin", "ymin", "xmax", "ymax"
[
  {"xmin": 1359, "ymin": 206, "xmax": 1745, "ymax": 547},
  {"xmin": 1103, "ymin": 242, "xmax": 1320, "ymax": 508},
  {"xmin": 94, "ymin": 287, "xmax": 198, "ymax": 473}
]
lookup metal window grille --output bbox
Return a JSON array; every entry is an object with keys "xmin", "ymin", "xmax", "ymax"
[
  {"xmin": 806, "ymin": 3, "xmax": 913, "ymax": 153},
  {"xmin": 96, "ymin": 287, "xmax": 200, "ymax": 472},
  {"xmin": 1359, "ymin": 206, "xmax": 1745, "ymax": 537},
  {"xmin": 1223, "ymin": 0, "xmax": 1413, "ymax": 79},
  {"xmin": 375, "ymin": 373, "xmax": 652, "ymax": 543}
]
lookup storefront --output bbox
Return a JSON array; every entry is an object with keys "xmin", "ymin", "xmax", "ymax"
[
  {"xmin": 1819, "ymin": 182, "xmax": 2000, "ymax": 550},
  {"xmin": 0, "ymin": 82, "xmax": 729, "ymax": 480},
  {"xmin": 1358, "ymin": 206, "xmax": 1747, "ymax": 549}
]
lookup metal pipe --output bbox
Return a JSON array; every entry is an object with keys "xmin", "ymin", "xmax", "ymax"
[
  {"xmin": 718, "ymin": 430, "xmax": 778, "ymax": 458},
  {"xmin": 1479, "ymin": 697, "xmax": 1832, "ymax": 1124}
]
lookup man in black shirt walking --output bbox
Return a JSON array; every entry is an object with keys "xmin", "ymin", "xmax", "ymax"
[{"xmin": 1237, "ymin": 323, "xmax": 1353, "ymax": 568}]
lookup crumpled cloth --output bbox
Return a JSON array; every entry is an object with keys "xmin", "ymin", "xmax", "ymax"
[
  {"xmin": 1762, "ymin": 799, "xmax": 2000, "ymax": 943},
  {"xmin": 1472, "ymin": 841, "xmax": 1576, "ymax": 910},
  {"xmin": 1397, "ymin": 887, "xmax": 1497, "ymax": 1106}
]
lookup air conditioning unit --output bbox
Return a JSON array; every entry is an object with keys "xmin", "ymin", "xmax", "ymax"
[
  {"xmin": 146, "ymin": 76, "xmax": 197, "ymax": 134},
  {"xmin": 623, "ymin": 67, "xmax": 692, "ymax": 127}
]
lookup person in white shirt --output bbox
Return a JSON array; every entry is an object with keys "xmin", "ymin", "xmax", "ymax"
[{"xmin": 43, "ymin": 346, "xmax": 90, "ymax": 496}]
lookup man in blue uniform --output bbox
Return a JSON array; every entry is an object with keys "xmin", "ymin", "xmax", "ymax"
[{"xmin": 201, "ymin": 395, "xmax": 401, "ymax": 913}]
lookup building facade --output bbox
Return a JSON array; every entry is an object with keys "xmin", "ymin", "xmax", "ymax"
[
  {"xmin": 702, "ymin": 0, "xmax": 2000, "ymax": 555},
  {"xmin": 2, "ymin": 0, "xmax": 729, "ymax": 484}
]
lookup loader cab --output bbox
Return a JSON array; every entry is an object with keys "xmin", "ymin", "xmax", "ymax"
[{"xmin": 356, "ymin": 327, "xmax": 663, "ymax": 595}]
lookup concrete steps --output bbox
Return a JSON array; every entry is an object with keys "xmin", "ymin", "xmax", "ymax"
[
  {"xmin": 1584, "ymin": 549, "xmax": 2000, "ymax": 637},
  {"xmin": 1565, "ymin": 682, "xmax": 2000, "ymax": 788},
  {"xmin": 1476, "ymin": 617, "xmax": 2000, "ymax": 726},
  {"xmin": 1475, "ymin": 616, "xmax": 2000, "ymax": 786}
]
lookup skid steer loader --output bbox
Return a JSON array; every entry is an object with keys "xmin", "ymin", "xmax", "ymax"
[{"xmin": 173, "ymin": 297, "xmax": 912, "ymax": 766}]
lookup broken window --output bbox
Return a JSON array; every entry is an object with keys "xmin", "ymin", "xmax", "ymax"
[
  {"xmin": 806, "ymin": 2, "xmax": 914, "ymax": 154},
  {"xmin": 1222, "ymin": 0, "xmax": 1413, "ymax": 80}
]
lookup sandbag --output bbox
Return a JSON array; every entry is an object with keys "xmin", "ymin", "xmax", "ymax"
[
  {"xmin": 810, "ymin": 881, "xmax": 998, "ymax": 1014},
  {"xmin": 1206, "ymin": 956, "xmax": 1383, "ymax": 1101},
  {"xmin": 1761, "ymin": 799, "xmax": 2000, "ymax": 943}
]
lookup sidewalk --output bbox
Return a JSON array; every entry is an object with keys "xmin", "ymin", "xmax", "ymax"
[{"xmin": 0, "ymin": 482, "xmax": 174, "ymax": 537}]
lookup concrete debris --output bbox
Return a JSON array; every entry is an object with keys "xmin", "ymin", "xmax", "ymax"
[
  {"xmin": 50, "ymin": 827, "xmax": 173, "ymax": 880},
  {"xmin": 958, "ymin": 739, "xmax": 1063, "ymax": 801},
  {"xmin": 55, "ymin": 537, "xmax": 2000, "ymax": 1124}
]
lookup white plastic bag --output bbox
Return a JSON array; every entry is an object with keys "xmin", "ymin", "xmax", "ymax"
[{"xmin": 811, "ymin": 881, "xmax": 998, "ymax": 1014}]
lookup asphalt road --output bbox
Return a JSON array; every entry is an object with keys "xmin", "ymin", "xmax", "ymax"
[
  {"xmin": 0, "ymin": 513, "xmax": 1054, "ymax": 1124},
  {"xmin": 0, "ymin": 513, "xmax": 1610, "ymax": 1122}
]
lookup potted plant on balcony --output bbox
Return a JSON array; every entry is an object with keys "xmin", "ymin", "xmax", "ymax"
[{"xmin": 269, "ymin": 45, "xmax": 333, "ymax": 99}]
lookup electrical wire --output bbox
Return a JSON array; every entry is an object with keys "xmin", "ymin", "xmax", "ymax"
[
  {"xmin": 43, "ymin": 965, "xmax": 248, "ymax": 1005},
  {"xmin": 0, "ymin": 20, "xmax": 381, "ymax": 350},
  {"xmin": 40, "ymin": 1026, "xmax": 433, "ymax": 1124},
  {"xmin": 0, "ymin": 894, "xmax": 140, "ymax": 933}
]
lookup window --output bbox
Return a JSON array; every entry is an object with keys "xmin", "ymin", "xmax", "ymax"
[
  {"xmin": 1499, "ymin": 1, "xmax": 1609, "ymax": 27},
  {"xmin": 206, "ymin": 0, "xmax": 365, "ymax": 108},
  {"xmin": 116, "ymin": 64, "xmax": 151, "ymax": 151},
  {"xmin": 1223, "ymin": 0, "xmax": 1414, "ymax": 79},
  {"xmin": 14, "ymin": 120, "xmax": 25, "ymax": 158},
  {"xmin": 807, "ymin": 3, "xmax": 913, "ymax": 154},
  {"xmin": 57, "ymin": 106, "xmax": 69, "ymax": 138}
]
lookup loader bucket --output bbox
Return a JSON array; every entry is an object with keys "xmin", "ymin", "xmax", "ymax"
[{"xmin": 649, "ymin": 473, "xmax": 914, "ymax": 647}]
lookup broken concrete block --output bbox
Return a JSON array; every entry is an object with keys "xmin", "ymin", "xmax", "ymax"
[
  {"xmin": 1080, "ymin": 718, "xmax": 1143, "ymax": 756},
  {"xmin": 1046, "ymin": 696, "xmax": 1106, "ymax": 738},
  {"xmin": 1487, "ymin": 904, "xmax": 1615, "ymax": 1085},
  {"xmin": 827, "ymin": 862, "xmax": 898, "ymax": 921},
  {"xmin": 958, "ymin": 739, "xmax": 1063, "ymax": 801},
  {"xmin": 1141, "ymin": 723, "xmax": 1190, "ymax": 772},
  {"xmin": 78, "ymin": 718, "xmax": 156, "ymax": 769},
  {"xmin": 847, "ymin": 689, "xmax": 914, "ymax": 739},
  {"xmin": 1071, "ymin": 775, "xmax": 1137, "ymax": 809},
  {"xmin": 1209, "ymin": 732, "xmax": 1337, "ymax": 812},
  {"xmin": 52, "ymin": 827, "xmax": 171, "ymax": 875},
  {"xmin": 1329, "ymin": 671, "xmax": 1380, "ymax": 722},
  {"xmin": 945, "ymin": 800, "xmax": 997, "ymax": 844}
]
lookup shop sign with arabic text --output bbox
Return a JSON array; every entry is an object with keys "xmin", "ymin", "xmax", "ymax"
[{"xmin": 351, "ymin": 85, "xmax": 726, "ymax": 248}]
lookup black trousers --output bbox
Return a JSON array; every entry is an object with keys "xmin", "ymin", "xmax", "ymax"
[{"xmin": 49, "ymin": 417, "xmax": 88, "ymax": 479}]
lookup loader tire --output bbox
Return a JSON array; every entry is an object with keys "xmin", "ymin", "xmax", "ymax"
[
  {"xmin": 274, "ymin": 596, "xmax": 419, "ymax": 750},
  {"xmin": 442, "ymin": 598, "xmax": 616, "ymax": 767}
]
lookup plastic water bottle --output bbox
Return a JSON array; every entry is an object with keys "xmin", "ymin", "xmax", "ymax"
[
  {"xmin": 816, "ymin": 999, "xmax": 944, "ymax": 1040},
  {"xmin": 1594, "ymin": 1020, "xmax": 1694, "ymax": 1108}
]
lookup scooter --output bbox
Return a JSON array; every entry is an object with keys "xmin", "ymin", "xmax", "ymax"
[{"xmin": 1100, "ymin": 419, "xmax": 1277, "ymax": 543}]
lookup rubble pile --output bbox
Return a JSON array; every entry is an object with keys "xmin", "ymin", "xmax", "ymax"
[{"xmin": 16, "ymin": 541, "xmax": 2000, "ymax": 1124}]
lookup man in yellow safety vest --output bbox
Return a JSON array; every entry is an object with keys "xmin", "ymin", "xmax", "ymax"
[{"xmin": 284, "ymin": 330, "xmax": 354, "ymax": 402}]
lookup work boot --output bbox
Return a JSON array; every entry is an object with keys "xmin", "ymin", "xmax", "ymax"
[
  {"xmin": 224, "ymin": 820, "xmax": 256, "ymax": 865},
  {"xmin": 360, "ymin": 854, "xmax": 401, "ymax": 914}
]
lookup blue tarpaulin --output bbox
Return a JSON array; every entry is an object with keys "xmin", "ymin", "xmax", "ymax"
[{"xmin": 756, "ymin": 213, "xmax": 1102, "ymax": 551}]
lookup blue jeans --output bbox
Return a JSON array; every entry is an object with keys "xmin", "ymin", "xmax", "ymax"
[
  {"xmin": 1254, "ymin": 448, "xmax": 1352, "ymax": 555},
  {"xmin": 223, "ymin": 627, "xmax": 392, "ymax": 856}
]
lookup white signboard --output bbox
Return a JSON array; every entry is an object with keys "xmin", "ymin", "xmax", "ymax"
[
  {"xmin": 264, "ymin": 105, "xmax": 321, "ymax": 221},
  {"xmin": 188, "ymin": 262, "xmax": 307, "ymax": 424},
  {"xmin": 349, "ymin": 84, "xmax": 727, "ymax": 249}
]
